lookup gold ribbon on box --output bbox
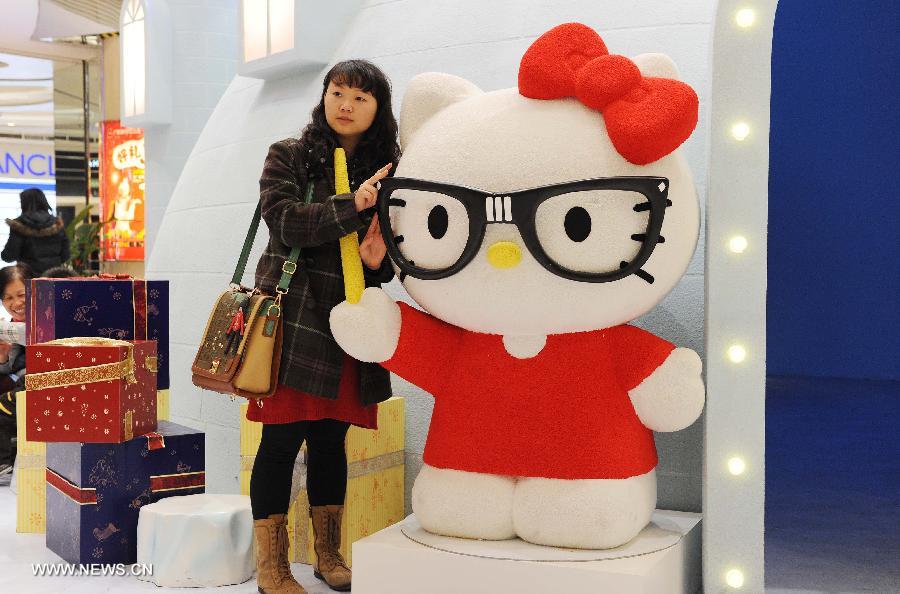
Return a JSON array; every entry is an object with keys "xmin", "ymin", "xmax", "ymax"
[{"xmin": 25, "ymin": 337, "xmax": 141, "ymax": 391}]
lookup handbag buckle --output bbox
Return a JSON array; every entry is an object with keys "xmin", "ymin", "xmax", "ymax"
[{"xmin": 282, "ymin": 261, "xmax": 297, "ymax": 275}]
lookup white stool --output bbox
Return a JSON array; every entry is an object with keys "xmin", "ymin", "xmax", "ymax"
[{"xmin": 136, "ymin": 493, "xmax": 255, "ymax": 587}]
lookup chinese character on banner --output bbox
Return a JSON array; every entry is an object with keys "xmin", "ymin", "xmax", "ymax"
[{"xmin": 100, "ymin": 121, "xmax": 145, "ymax": 261}]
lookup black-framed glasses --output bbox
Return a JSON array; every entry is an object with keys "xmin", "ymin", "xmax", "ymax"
[{"xmin": 377, "ymin": 176, "xmax": 671, "ymax": 284}]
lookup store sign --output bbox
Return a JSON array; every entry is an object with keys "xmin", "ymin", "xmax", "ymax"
[
  {"xmin": 99, "ymin": 121, "xmax": 145, "ymax": 262},
  {"xmin": 0, "ymin": 151, "xmax": 55, "ymax": 177}
]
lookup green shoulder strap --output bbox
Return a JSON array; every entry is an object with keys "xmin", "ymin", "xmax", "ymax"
[{"xmin": 231, "ymin": 183, "xmax": 313, "ymax": 292}]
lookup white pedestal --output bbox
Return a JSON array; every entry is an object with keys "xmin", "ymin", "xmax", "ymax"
[
  {"xmin": 136, "ymin": 493, "xmax": 255, "ymax": 588},
  {"xmin": 353, "ymin": 510, "xmax": 701, "ymax": 594}
]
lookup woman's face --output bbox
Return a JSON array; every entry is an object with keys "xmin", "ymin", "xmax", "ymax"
[
  {"xmin": 2, "ymin": 279, "xmax": 26, "ymax": 322},
  {"xmin": 324, "ymin": 80, "xmax": 378, "ymax": 144}
]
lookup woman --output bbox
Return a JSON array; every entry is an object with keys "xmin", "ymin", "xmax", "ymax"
[
  {"xmin": 0, "ymin": 264, "xmax": 30, "ymax": 481},
  {"xmin": 249, "ymin": 60, "xmax": 399, "ymax": 594},
  {"xmin": 2, "ymin": 188, "xmax": 70, "ymax": 274}
]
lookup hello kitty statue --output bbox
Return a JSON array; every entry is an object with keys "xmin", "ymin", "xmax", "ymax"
[{"xmin": 330, "ymin": 23, "xmax": 705, "ymax": 550}]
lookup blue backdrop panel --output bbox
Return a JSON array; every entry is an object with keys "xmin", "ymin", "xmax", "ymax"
[{"xmin": 768, "ymin": 0, "xmax": 900, "ymax": 380}]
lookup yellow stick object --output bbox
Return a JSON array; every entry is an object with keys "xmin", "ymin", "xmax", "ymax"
[{"xmin": 335, "ymin": 148, "xmax": 365, "ymax": 304}]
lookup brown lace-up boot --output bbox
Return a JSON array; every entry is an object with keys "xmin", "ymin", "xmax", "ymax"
[
  {"xmin": 254, "ymin": 513, "xmax": 307, "ymax": 594},
  {"xmin": 310, "ymin": 505, "xmax": 352, "ymax": 591}
]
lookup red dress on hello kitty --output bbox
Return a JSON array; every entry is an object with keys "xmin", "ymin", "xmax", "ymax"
[{"xmin": 383, "ymin": 303, "xmax": 675, "ymax": 480}]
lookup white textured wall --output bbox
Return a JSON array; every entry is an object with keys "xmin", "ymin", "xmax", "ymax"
[
  {"xmin": 148, "ymin": 0, "xmax": 716, "ymax": 510},
  {"xmin": 144, "ymin": 0, "xmax": 238, "ymax": 260}
]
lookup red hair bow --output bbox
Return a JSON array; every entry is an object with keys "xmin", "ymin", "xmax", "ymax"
[{"xmin": 519, "ymin": 23, "xmax": 698, "ymax": 165}]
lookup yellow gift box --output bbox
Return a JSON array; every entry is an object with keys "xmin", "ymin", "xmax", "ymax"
[
  {"xmin": 156, "ymin": 389, "xmax": 170, "ymax": 421},
  {"xmin": 15, "ymin": 389, "xmax": 170, "ymax": 533},
  {"xmin": 240, "ymin": 396, "xmax": 405, "ymax": 566}
]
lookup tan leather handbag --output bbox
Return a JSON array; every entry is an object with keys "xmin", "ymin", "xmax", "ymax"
[{"xmin": 191, "ymin": 185, "xmax": 312, "ymax": 402}]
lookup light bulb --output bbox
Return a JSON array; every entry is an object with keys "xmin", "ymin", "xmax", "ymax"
[
  {"xmin": 728, "ymin": 235, "xmax": 748, "ymax": 253},
  {"xmin": 728, "ymin": 457, "xmax": 746, "ymax": 475},
  {"xmin": 727, "ymin": 344, "xmax": 747, "ymax": 364},
  {"xmin": 731, "ymin": 122, "xmax": 751, "ymax": 141},
  {"xmin": 736, "ymin": 8, "xmax": 756, "ymax": 28},
  {"xmin": 726, "ymin": 568, "xmax": 745, "ymax": 588}
]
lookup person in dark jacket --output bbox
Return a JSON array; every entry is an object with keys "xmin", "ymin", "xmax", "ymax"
[
  {"xmin": 2, "ymin": 188, "xmax": 70, "ymax": 273},
  {"xmin": 248, "ymin": 60, "xmax": 400, "ymax": 594}
]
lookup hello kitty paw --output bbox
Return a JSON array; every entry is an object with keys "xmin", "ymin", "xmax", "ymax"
[
  {"xmin": 329, "ymin": 287, "xmax": 401, "ymax": 363},
  {"xmin": 628, "ymin": 347, "xmax": 705, "ymax": 432}
]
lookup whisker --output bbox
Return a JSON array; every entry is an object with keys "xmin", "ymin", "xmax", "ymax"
[
  {"xmin": 389, "ymin": 198, "xmax": 407, "ymax": 207},
  {"xmin": 620, "ymin": 261, "xmax": 655, "ymax": 284},
  {"xmin": 630, "ymin": 234, "xmax": 665, "ymax": 243},
  {"xmin": 399, "ymin": 260, "xmax": 415, "ymax": 282},
  {"xmin": 634, "ymin": 269, "xmax": 655, "ymax": 284},
  {"xmin": 633, "ymin": 199, "xmax": 672, "ymax": 212},
  {"xmin": 394, "ymin": 235, "xmax": 404, "ymax": 244}
]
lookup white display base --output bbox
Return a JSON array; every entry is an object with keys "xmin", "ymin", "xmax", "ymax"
[
  {"xmin": 136, "ymin": 494, "xmax": 255, "ymax": 588},
  {"xmin": 353, "ymin": 510, "xmax": 701, "ymax": 594}
]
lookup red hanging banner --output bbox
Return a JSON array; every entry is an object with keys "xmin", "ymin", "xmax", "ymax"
[{"xmin": 99, "ymin": 120, "xmax": 145, "ymax": 262}]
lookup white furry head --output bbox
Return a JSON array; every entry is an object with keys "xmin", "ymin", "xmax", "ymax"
[{"xmin": 389, "ymin": 51, "xmax": 699, "ymax": 336}]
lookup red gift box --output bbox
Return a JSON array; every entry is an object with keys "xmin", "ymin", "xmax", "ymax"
[{"xmin": 25, "ymin": 338, "xmax": 158, "ymax": 443}]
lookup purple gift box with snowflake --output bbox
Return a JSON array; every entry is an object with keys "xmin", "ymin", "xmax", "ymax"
[
  {"xmin": 26, "ymin": 278, "xmax": 170, "ymax": 389},
  {"xmin": 45, "ymin": 420, "xmax": 204, "ymax": 565}
]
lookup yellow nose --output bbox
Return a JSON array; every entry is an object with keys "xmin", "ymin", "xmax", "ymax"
[{"xmin": 487, "ymin": 242, "xmax": 522, "ymax": 269}]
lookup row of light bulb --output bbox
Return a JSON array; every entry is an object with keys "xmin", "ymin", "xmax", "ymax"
[{"xmin": 722, "ymin": 7, "xmax": 758, "ymax": 591}]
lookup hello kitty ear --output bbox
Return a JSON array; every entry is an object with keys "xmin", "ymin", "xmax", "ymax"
[
  {"xmin": 632, "ymin": 53, "xmax": 682, "ymax": 80},
  {"xmin": 400, "ymin": 72, "xmax": 482, "ymax": 147}
]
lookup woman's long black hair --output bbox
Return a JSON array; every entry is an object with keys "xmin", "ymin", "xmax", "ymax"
[
  {"xmin": 20, "ymin": 188, "xmax": 52, "ymax": 214},
  {"xmin": 299, "ymin": 60, "xmax": 401, "ymax": 179}
]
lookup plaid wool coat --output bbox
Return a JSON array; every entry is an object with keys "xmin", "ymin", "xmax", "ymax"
[{"xmin": 254, "ymin": 138, "xmax": 394, "ymax": 405}]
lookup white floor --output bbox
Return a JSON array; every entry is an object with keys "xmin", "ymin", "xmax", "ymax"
[{"xmin": 0, "ymin": 484, "xmax": 333, "ymax": 594}]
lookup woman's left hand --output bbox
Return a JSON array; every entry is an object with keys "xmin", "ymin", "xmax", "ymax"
[{"xmin": 360, "ymin": 214, "xmax": 387, "ymax": 270}]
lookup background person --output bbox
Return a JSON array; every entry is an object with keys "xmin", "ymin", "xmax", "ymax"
[{"xmin": 2, "ymin": 188, "xmax": 70, "ymax": 272}]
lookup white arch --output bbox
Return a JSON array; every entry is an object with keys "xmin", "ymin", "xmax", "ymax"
[{"xmin": 705, "ymin": 0, "xmax": 776, "ymax": 591}]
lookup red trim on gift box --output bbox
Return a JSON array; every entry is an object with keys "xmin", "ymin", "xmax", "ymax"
[
  {"xmin": 133, "ymin": 280, "xmax": 147, "ymax": 340},
  {"xmin": 46, "ymin": 468, "xmax": 98, "ymax": 505},
  {"xmin": 149, "ymin": 471, "xmax": 205, "ymax": 493},
  {"xmin": 144, "ymin": 431, "xmax": 165, "ymax": 450}
]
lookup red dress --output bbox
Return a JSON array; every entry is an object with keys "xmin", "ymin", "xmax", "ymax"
[
  {"xmin": 383, "ymin": 303, "xmax": 674, "ymax": 479},
  {"xmin": 245, "ymin": 354, "xmax": 378, "ymax": 428}
]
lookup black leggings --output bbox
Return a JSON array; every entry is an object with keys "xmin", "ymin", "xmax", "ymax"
[{"xmin": 250, "ymin": 418, "xmax": 350, "ymax": 520}]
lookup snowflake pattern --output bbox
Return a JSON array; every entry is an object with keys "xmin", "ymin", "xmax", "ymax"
[
  {"xmin": 61, "ymin": 289, "xmax": 72, "ymax": 300},
  {"xmin": 92, "ymin": 547, "xmax": 103, "ymax": 559},
  {"xmin": 75, "ymin": 352, "xmax": 83, "ymax": 359},
  {"xmin": 112, "ymin": 292, "xmax": 122, "ymax": 301},
  {"xmin": 150, "ymin": 289, "xmax": 160, "ymax": 299},
  {"xmin": 35, "ymin": 351, "xmax": 42, "ymax": 358}
]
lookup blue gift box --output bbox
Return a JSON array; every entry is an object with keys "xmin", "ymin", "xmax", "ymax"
[
  {"xmin": 26, "ymin": 278, "xmax": 170, "ymax": 389},
  {"xmin": 45, "ymin": 420, "xmax": 204, "ymax": 565}
]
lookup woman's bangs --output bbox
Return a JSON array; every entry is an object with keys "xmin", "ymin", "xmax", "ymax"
[{"xmin": 329, "ymin": 62, "xmax": 377, "ymax": 95}]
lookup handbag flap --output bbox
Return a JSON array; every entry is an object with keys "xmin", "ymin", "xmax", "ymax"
[{"xmin": 192, "ymin": 291, "xmax": 273, "ymax": 382}]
